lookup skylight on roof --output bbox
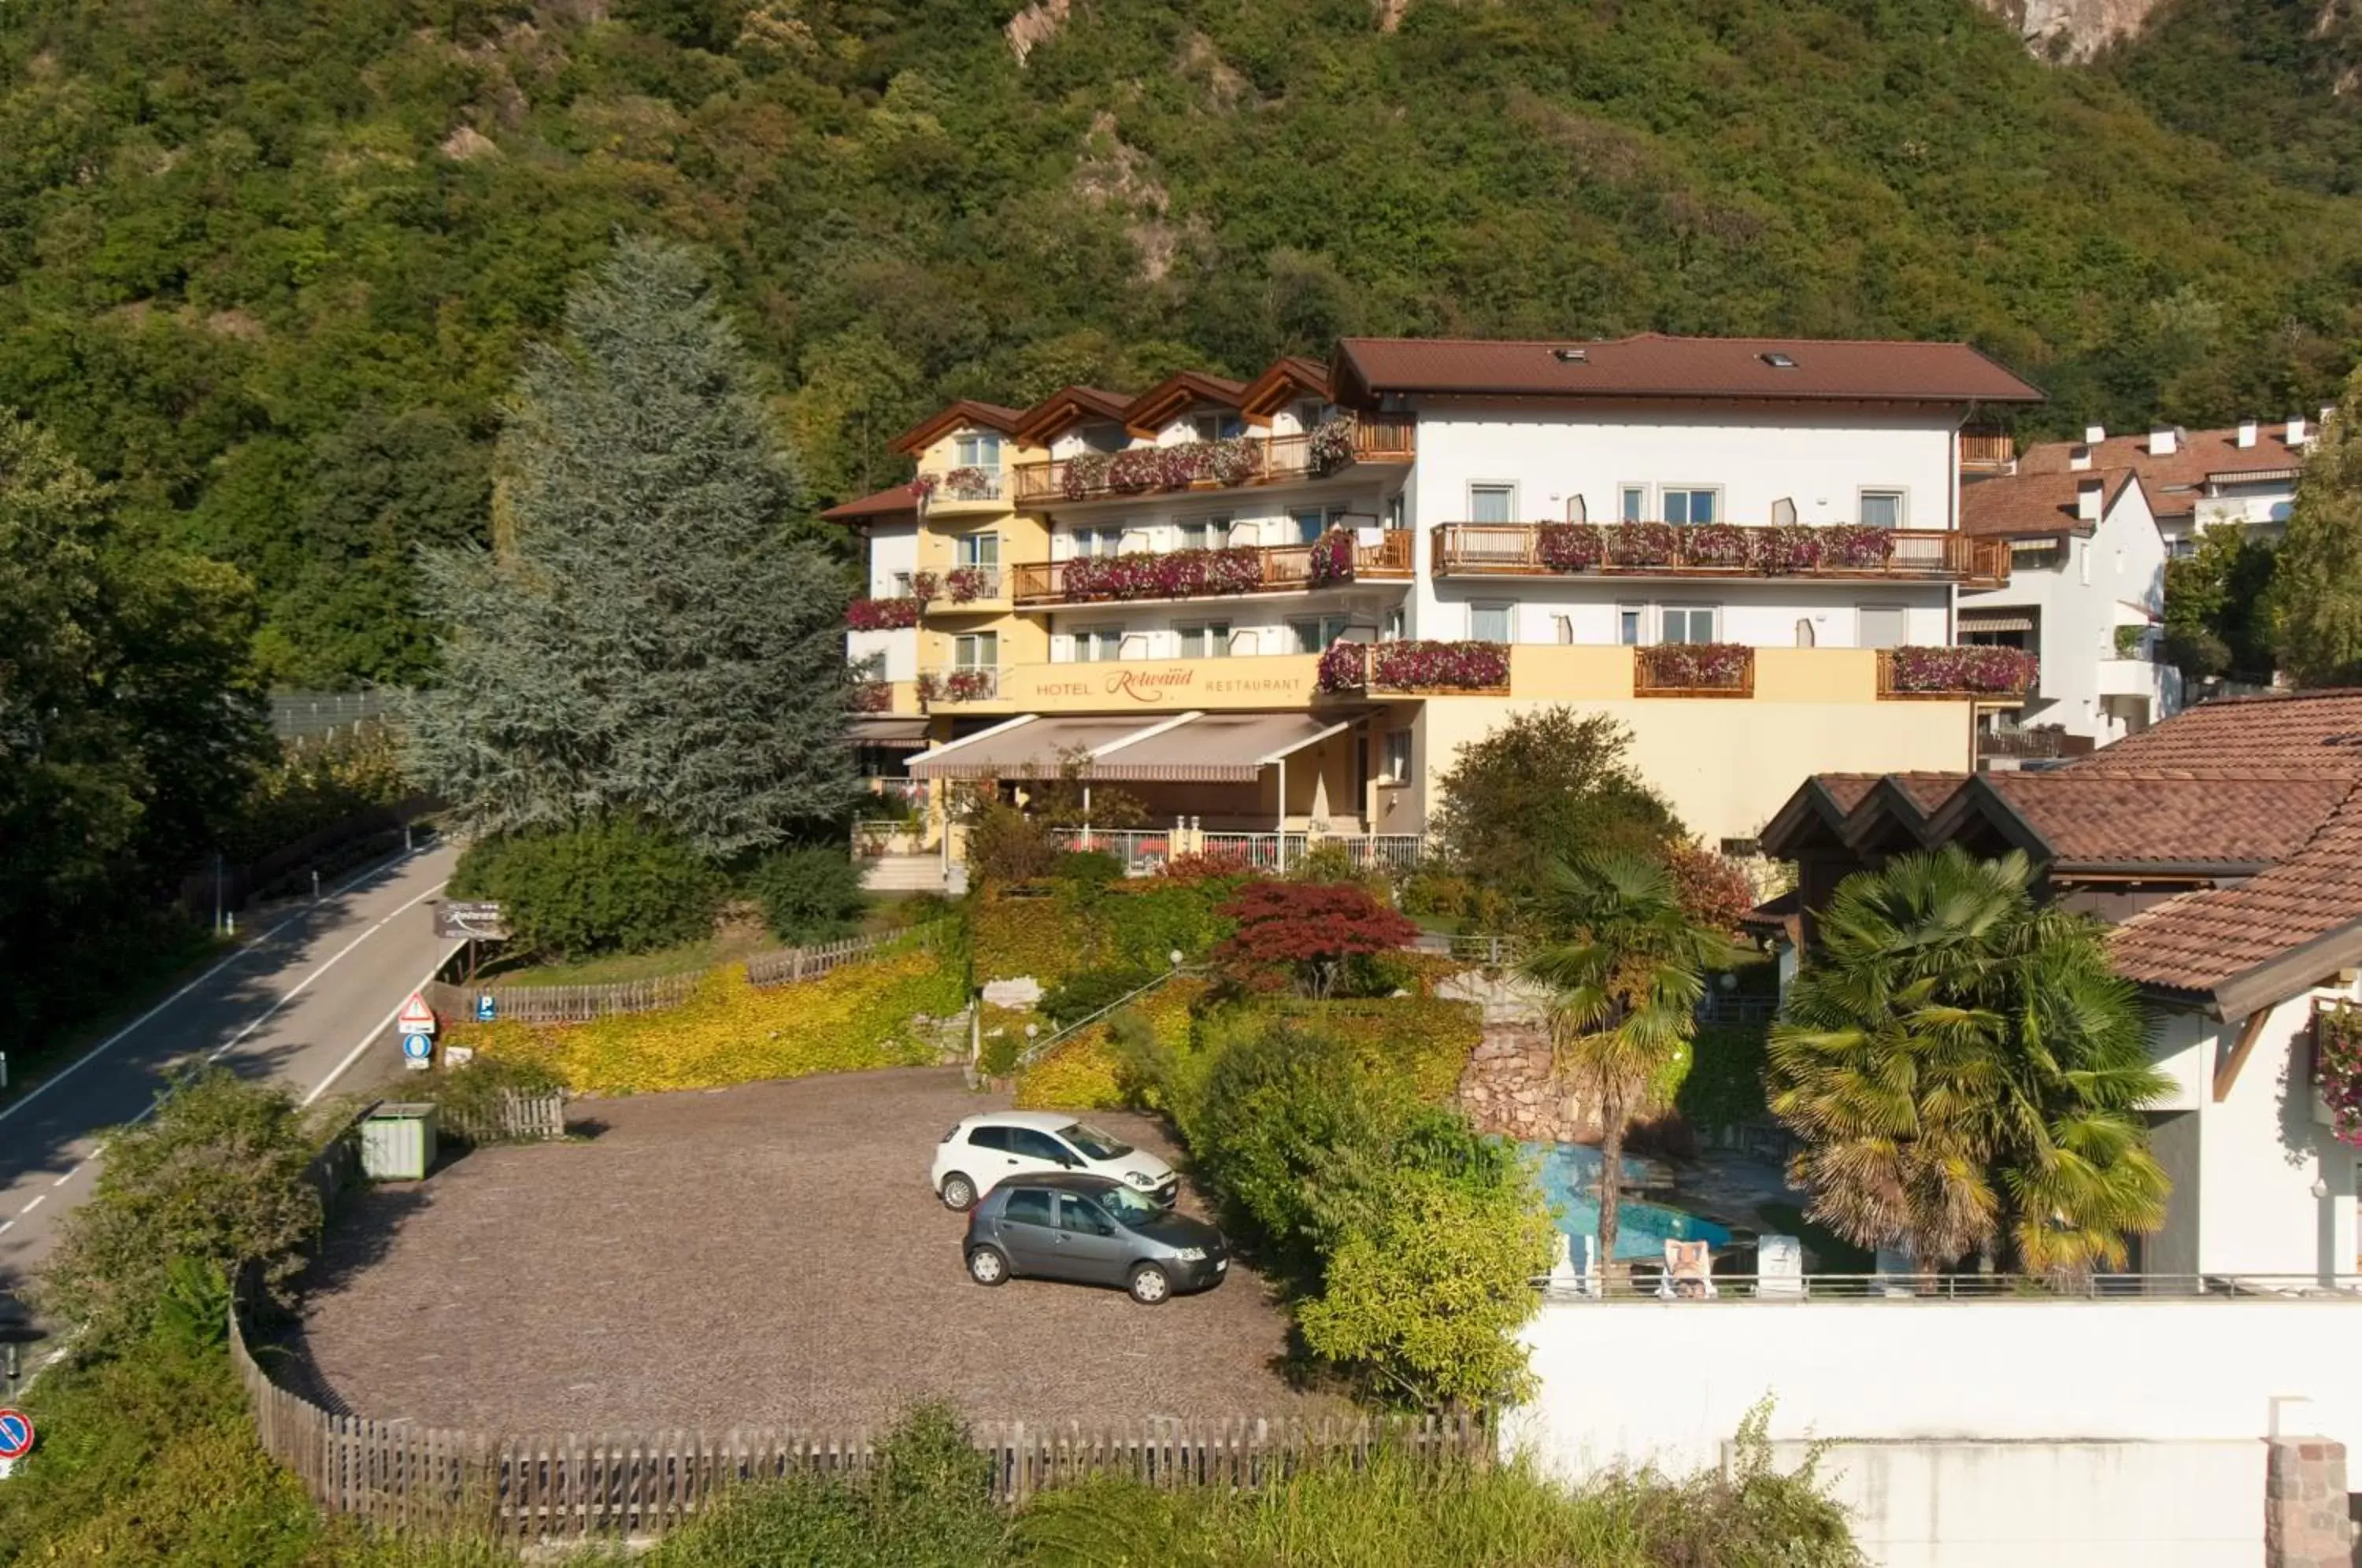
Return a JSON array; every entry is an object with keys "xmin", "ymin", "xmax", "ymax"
[
  {"xmin": 1760, "ymin": 352, "xmax": 1797, "ymax": 369},
  {"xmin": 1550, "ymin": 348, "xmax": 1589, "ymax": 363}
]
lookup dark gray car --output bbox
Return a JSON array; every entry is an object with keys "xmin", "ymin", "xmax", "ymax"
[{"xmin": 963, "ymin": 1171, "xmax": 1229, "ymax": 1306}]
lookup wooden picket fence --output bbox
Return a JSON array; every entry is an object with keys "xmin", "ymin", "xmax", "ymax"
[
  {"xmin": 229, "ymin": 1310, "xmax": 1484, "ymax": 1538},
  {"xmin": 423, "ymin": 925, "xmax": 942, "ymax": 1024},
  {"xmin": 438, "ymin": 1089, "xmax": 566, "ymax": 1145}
]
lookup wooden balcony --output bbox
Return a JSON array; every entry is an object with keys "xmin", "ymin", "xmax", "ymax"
[
  {"xmin": 1011, "ymin": 413, "xmax": 1415, "ymax": 506},
  {"xmin": 1009, "ymin": 531, "xmax": 1414, "ymax": 607},
  {"xmin": 1958, "ymin": 429, "xmax": 2017, "ymax": 473},
  {"xmin": 1634, "ymin": 643, "xmax": 1756, "ymax": 699},
  {"xmin": 1431, "ymin": 523, "xmax": 2010, "ymax": 590}
]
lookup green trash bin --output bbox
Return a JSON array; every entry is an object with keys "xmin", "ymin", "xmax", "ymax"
[{"xmin": 359, "ymin": 1102, "xmax": 439, "ymax": 1181}]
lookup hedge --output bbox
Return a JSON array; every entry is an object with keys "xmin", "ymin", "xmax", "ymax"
[
  {"xmin": 971, "ymin": 893, "xmax": 1087, "ymax": 989},
  {"xmin": 971, "ymin": 882, "xmax": 1237, "ymax": 989},
  {"xmin": 450, "ymin": 946, "xmax": 967, "ymax": 1095},
  {"xmin": 1013, "ymin": 978, "xmax": 1202, "ymax": 1111},
  {"xmin": 1269, "ymin": 996, "xmax": 1483, "ymax": 1104}
]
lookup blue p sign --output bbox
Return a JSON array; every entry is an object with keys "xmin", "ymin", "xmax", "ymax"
[{"xmin": 475, "ymin": 993, "xmax": 495, "ymax": 1023}]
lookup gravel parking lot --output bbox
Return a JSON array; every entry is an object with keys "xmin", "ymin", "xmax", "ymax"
[{"xmin": 284, "ymin": 1068, "xmax": 1339, "ymax": 1433}]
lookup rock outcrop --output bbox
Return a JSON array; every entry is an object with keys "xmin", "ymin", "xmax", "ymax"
[{"xmin": 1976, "ymin": 0, "xmax": 2164, "ymax": 61}]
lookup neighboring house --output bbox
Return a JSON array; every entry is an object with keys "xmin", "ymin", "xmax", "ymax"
[
  {"xmin": 2005, "ymin": 416, "xmax": 2326, "ymax": 554},
  {"xmin": 1957, "ymin": 467, "xmax": 2183, "ymax": 756},
  {"xmin": 829, "ymin": 334, "xmax": 2049, "ymax": 870},
  {"xmin": 1764, "ymin": 690, "xmax": 2362, "ymax": 1280}
]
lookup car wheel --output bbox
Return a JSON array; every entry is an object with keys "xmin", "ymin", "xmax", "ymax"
[
  {"xmin": 967, "ymin": 1246, "xmax": 1010, "ymax": 1286},
  {"xmin": 1127, "ymin": 1263, "xmax": 1172, "ymax": 1306},
  {"xmin": 940, "ymin": 1173, "xmax": 977, "ymax": 1211}
]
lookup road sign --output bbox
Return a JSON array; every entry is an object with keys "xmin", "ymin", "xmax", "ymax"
[
  {"xmin": 434, "ymin": 900, "xmax": 509, "ymax": 941},
  {"xmin": 396, "ymin": 992, "xmax": 436, "ymax": 1037},
  {"xmin": 400, "ymin": 1033, "xmax": 433, "ymax": 1069},
  {"xmin": 0, "ymin": 1409, "xmax": 34, "ymax": 1462},
  {"xmin": 475, "ymin": 993, "xmax": 496, "ymax": 1023}
]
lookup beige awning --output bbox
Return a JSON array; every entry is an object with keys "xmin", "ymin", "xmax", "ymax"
[
  {"xmin": 1958, "ymin": 612, "xmax": 2035, "ymax": 634},
  {"xmin": 845, "ymin": 716, "xmax": 931, "ymax": 747},
  {"xmin": 907, "ymin": 716, "xmax": 1171, "ymax": 780},
  {"xmin": 1092, "ymin": 712, "xmax": 1353, "ymax": 782}
]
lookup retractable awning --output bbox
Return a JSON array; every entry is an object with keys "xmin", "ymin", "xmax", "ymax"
[
  {"xmin": 906, "ymin": 711, "xmax": 1359, "ymax": 783},
  {"xmin": 1958, "ymin": 612, "xmax": 2035, "ymax": 634},
  {"xmin": 845, "ymin": 716, "xmax": 931, "ymax": 747}
]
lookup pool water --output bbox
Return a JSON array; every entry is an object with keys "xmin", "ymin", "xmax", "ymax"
[{"xmin": 1524, "ymin": 1142, "xmax": 1733, "ymax": 1263}]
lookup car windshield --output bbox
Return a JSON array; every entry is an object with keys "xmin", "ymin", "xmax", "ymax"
[
  {"xmin": 1060, "ymin": 1122, "xmax": 1133, "ymax": 1159},
  {"xmin": 1097, "ymin": 1184, "xmax": 1159, "ymax": 1223}
]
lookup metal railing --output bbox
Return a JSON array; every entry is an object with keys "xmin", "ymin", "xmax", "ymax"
[
  {"xmin": 1202, "ymin": 830, "xmax": 1309, "ymax": 871},
  {"xmin": 1327, "ymin": 833, "xmax": 1427, "ymax": 871},
  {"xmin": 922, "ymin": 468, "xmax": 1005, "ymax": 504},
  {"xmin": 1012, "ymin": 414, "xmax": 1416, "ymax": 505},
  {"xmin": 1050, "ymin": 827, "xmax": 1175, "ymax": 875},
  {"xmin": 1536, "ymin": 1272, "xmax": 2362, "ymax": 1303}
]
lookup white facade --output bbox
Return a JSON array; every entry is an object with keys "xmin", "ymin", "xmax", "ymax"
[
  {"xmin": 1427, "ymin": 582, "xmax": 1950, "ymax": 651},
  {"xmin": 1961, "ymin": 478, "xmax": 2182, "ymax": 746}
]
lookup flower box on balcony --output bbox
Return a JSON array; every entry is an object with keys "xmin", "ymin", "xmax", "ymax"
[
  {"xmin": 1061, "ymin": 546, "xmax": 1264, "ymax": 601},
  {"xmin": 942, "ymin": 465, "xmax": 997, "ymax": 501},
  {"xmin": 846, "ymin": 596, "xmax": 924, "ymax": 631},
  {"xmin": 1879, "ymin": 645, "xmax": 2039, "ymax": 698},
  {"xmin": 943, "ymin": 566, "xmax": 996, "ymax": 603},
  {"xmin": 850, "ymin": 680, "xmax": 894, "ymax": 713},
  {"xmin": 1318, "ymin": 639, "xmax": 1511, "ymax": 694},
  {"xmin": 1307, "ymin": 528, "xmax": 1357, "ymax": 587},
  {"xmin": 918, "ymin": 668, "xmax": 998, "ymax": 703},
  {"xmin": 2319, "ymin": 1002, "xmax": 2362, "ymax": 1146},
  {"xmin": 1635, "ymin": 642, "xmax": 1755, "ymax": 698}
]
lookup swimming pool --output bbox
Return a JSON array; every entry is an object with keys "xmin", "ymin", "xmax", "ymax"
[{"xmin": 1523, "ymin": 1142, "xmax": 1733, "ymax": 1263}]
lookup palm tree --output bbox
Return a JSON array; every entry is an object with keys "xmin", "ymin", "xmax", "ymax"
[
  {"xmin": 1769, "ymin": 846, "xmax": 2171, "ymax": 1277},
  {"xmin": 1520, "ymin": 850, "xmax": 1744, "ymax": 1271}
]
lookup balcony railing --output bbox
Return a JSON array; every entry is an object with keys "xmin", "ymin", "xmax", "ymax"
[
  {"xmin": 1012, "ymin": 413, "xmax": 1416, "ymax": 506},
  {"xmin": 915, "ymin": 466, "xmax": 1005, "ymax": 506},
  {"xmin": 1009, "ymin": 531, "xmax": 1413, "ymax": 607},
  {"xmin": 916, "ymin": 665, "xmax": 1000, "ymax": 704},
  {"xmin": 1975, "ymin": 727, "xmax": 2094, "ymax": 761},
  {"xmin": 1634, "ymin": 642, "xmax": 1756, "ymax": 699},
  {"xmin": 1315, "ymin": 639, "xmax": 1511, "ymax": 695},
  {"xmin": 1431, "ymin": 523, "xmax": 2009, "ymax": 588},
  {"xmin": 1877, "ymin": 645, "xmax": 2040, "ymax": 700},
  {"xmin": 1958, "ymin": 430, "xmax": 2017, "ymax": 472}
]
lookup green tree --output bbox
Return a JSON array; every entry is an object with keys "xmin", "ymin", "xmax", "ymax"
[
  {"xmin": 405, "ymin": 236, "xmax": 857, "ymax": 858},
  {"xmin": 1520, "ymin": 850, "xmax": 1741, "ymax": 1270},
  {"xmin": 448, "ymin": 819, "xmax": 724, "ymax": 960},
  {"xmin": 1430, "ymin": 708, "xmax": 1679, "ymax": 925},
  {"xmin": 2163, "ymin": 525, "xmax": 2277, "ymax": 681},
  {"xmin": 1768, "ymin": 847, "xmax": 2171, "ymax": 1276},
  {"xmin": 39, "ymin": 1069, "xmax": 320, "ymax": 1353},
  {"xmin": 2275, "ymin": 368, "xmax": 2362, "ymax": 686}
]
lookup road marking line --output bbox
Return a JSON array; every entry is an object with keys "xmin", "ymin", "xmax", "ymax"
[
  {"xmin": 0, "ymin": 847, "xmax": 439, "ymax": 1130},
  {"xmin": 20, "ymin": 1196, "xmax": 43, "ymax": 1215},
  {"xmin": 49, "ymin": 1170, "xmax": 75, "ymax": 1189},
  {"xmin": 302, "ymin": 945, "xmax": 465, "ymax": 1109},
  {"xmin": 203, "ymin": 879, "xmax": 449, "ymax": 1064},
  {"xmin": 0, "ymin": 1222, "xmax": 14, "ymax": 1236}
]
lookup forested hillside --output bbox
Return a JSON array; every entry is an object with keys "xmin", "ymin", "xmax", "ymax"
[
  {"xmin": 2106, "ymin": 0, "xmax": 2362, "ymax": 195},
  {"xmin": 5, "ymin": 0, "xmax": 2361, "ymax": 685}
]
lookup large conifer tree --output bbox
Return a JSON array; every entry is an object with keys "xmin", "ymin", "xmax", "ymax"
[
  {"xmin": 2275, "ymin": 367, "xmax": 2362, "ymax": 687},
  {"xmin": 408, "ymin": 236, "xmax": 855, "ymax": 856}
]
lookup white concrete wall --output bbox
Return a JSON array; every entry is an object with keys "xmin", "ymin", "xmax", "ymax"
[
  {"xmin": 1505, "ymin": 1296, "xmax": 2362, "ymax": 1477},
  {"xmin": 863, "ymin": 520, "xmax": 920, "ymax": 598},
  {"xmin": 1042, "ymin": 481, "xmax": 1398, "ymax": 544},
  {"xmin": 1753, "ymin": 1437, "xmax": 2261, "ymax": 1568},
  {"xmin": 1426, "ymin": 579, "xmax": 1950, "ymax": 649},
  {"xmin": 846, "ymin": 627, "xmax": 916, "ymax": 682},
  {"xmin": 1043, "ymin": 594, "xmax": 1406, "ymax": 663}
]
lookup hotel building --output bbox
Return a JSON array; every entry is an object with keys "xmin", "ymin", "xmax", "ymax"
[{"xmin": 830, "ymin": 335, "xmax": 2043, "ymax": 876}]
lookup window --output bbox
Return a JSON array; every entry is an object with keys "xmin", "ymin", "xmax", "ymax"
[
  {"xmin": 1075, "ymin": 527, "xmax": 1128, "ymax": 557},
  {"xmin": 1002, "ymin": 1188, "xmax": 1053, "ymax": 1227},
  {"xmin": 1471, "ymin": 603, "xmax": 1514, "ymax": 644},
  {"xmin": 1179, "ymin": 516, "xmax": 1229, "ymax": 551},
  {"xmin": 1382, "ymin": 606, "xmax": 1407, "ymax": 641},
  {"xmin": 1859, "ymin": 490, "xmax": 1905, "ymax": 529},
  {"xmin": 1468, "ymin": 484, "xmax": 1516, "ymax": 524},
  {"xmin": 1857, "ymin": 606, "xmax": 1905, "ymax": 649},
  {"xmin": 1006, "ymin": 1128, "xmax": 1070, "ymax": 1163},
  {"xmin": 1290, "ymin": 616, "xmax": 1351, "ymax": 653},
  {"xmin": 1193, "ymin": 412, "xmax": 1246, "ymax": 442},
  {"xmin": 1616, "ymin": 607, "xmax": 1644, "ymax": 646},
  {"xmin": 966, "ymin": 1126, "xmax": 1009, "ymax": 1152},
  {"xmin": 1294, "ymin": 398, "xmax": 1326, "ymax": 431},
  {"xmin": 1620, "ymin": 485, "xmax": 1648, "ymax": 523},
  {"xmin": 1075, "ymin": 626, "xmax": 1126, "ymax": 662},
  {"xmin": 957, "ymin": 532, "xmax": 999, "ymax": 568},
  {"xmin": 1061, "ymin": 1122, "xmax": 1131, "ymax": 1159},
  {"xmin": 953, "ymin": 631, "xmax": 998, "ymax": 668},
  {"xmin": 1386, "ymin": 494, "xmax": 1405, "ymax": 531},
  {"xmin": 1660, "ymin": 607, "xmax": 1718, "ymax": 643},
  {"xmin": 1054, "ymin": 1195, "xmax": 1117, "ymax": 1237},
  {"xmin": 1382, "ymin": 731, "xmax": 1412, "ymax": 783},
  {"xmin": 1289, "ymin": 508, "xmax": 1328, "ymax": 545},
  {"xmin": 1662, "ymin": 487, "xmax": 1720, "ymax": 525},
  {"xmin": 1178, "ymin": 621, "xmax": 1231, "ymax": 659},
  {"xmin": 954, "ymin": 432, "xmax": 1003, "ymax": 468}
]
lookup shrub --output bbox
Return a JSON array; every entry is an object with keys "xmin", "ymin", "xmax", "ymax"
[
  {"xmin": 410, "ymin": 1053, "xmax": 568, "ymax": 1145},
  {"xmin": 746, "ymin": 844, "xmax": 867, "ymax": 944},
  {"xmin": 1274, "ymin": 996, "xmax": 1483, "ymax": 1102},
  {"xmin": 1011, "ymin": 1031, "xmax": 1126, "ymax": 1111},
  {"xmin": 1288, "ymin": 840, "xmax": 1364, "ymax": 885},
  {"xmin": 1664, "ymin": 840, "xmax": 1758, "ymax": 935},
  {"xmin": 455, "ymin": 943, "xmax": 963, "ymax": 1094},
  {"xmin": 1158, "ymin": 848, "xmax": 1258, "ymax": 884},
  {"xmin": 1050, "ymin": 848, "xmax": 1124, "ymax": 891},
  {"xmin": 1040, "ymin": 963, "xmax": 1155, "ymax": 1026},
  {"xmin": 1399, "ymin": 869, "xmax": 1473, "ymax": 920},
  {"xmin": 451, "ymin": 819, "xmax": 721, "ymax": 960},
  {"xmin": 962, "ymin": 798, "xmax": 1062, "ymax": 886},
  {"xmin": 39, "ymin": 1069, "xmax": 320, "ymax": 1352},
  {"xmin": 1212, "ymin": 881, "xmax": 1419, "ymax": 998}
]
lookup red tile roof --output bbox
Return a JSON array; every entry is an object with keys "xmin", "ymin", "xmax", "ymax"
[
  {"xmin": 820, "ymin": 483, "xmax": 921, "ymax": 523},
  {"xmin": 2017, "ymin": 423, "xmax": 2310, "ymax": 494},
  {"xmin": 1980, "ymin": 771, "xmax": 2349, "ymax": 867},
  {"xmin": 2071, "ymin": 690, "xmax": 2362, "ymax": 775},
  {"xmin": 888, "ymin": 399, "xmax": 1027, "ymax": 456},
  {"xmin": 1333, "ymin": 334, "xmax": 2045, "ymax": 407},
  {"xmin": 1959, "ymin": 469, "xmax": 2143, "ymax": 539}
]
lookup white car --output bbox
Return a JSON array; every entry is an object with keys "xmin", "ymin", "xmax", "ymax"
[{"xmin": 932, "ymin": 1111, "xmax": 1179, "ymax": 1212}]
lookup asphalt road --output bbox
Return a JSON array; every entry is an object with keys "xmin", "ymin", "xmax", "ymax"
[{"xmin": 0, "ymin": 843, "xmax": 463, "ymax": 1332}]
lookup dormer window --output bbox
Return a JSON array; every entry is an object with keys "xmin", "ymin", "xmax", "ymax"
[
  {"xmin": 953, "ymin": 431, "xmax": 1003, "ymax": 468},
  {"xmin": 1192, "ymin": 412, "xmax": 1246, "ymax": 442},
  {"xmin": 1760, "ymin": 352, "xmax": 1797, "ymax": 369},
  {"xmin": 1551, "ymin": 348, "xmax": 1589, "ymax": 364}
]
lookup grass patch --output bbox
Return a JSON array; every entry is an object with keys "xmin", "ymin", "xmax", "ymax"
[
  {"xmin": 1757, "ymin": 1200, "xmax": 1877, "ymax": 1274},
  {"xmin": 481, "ymin": 920, "xmax": 774, "ymax": 986}
]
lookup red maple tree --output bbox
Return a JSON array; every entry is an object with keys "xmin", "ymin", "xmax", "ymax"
[{"xmin": 1212, "ymin": 880, "xmax": 1419, "ymax": 998}]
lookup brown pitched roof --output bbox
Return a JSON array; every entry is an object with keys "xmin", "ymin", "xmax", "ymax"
[
  {"xmin": 1979, "ymin": 771, "xmax": 2349, "ymax": 867},
  {"xmin": 1123, "ymin": 371, "xmax": 1249, "ymax": 436},
  {"xmin": 2068, "ymin": 690, "xmax": 2362, "ymax": 775},
  {"xmin": 889, "ymin": 399, "xmax": 1026, "ymax": 456},
  {"xmin": 2017, "ymin": 423, "xmax": 2309, "ymax": 494},
  {"xmin": 1013, "ymin": 386, "xmax": 1134, "ymax": 446},
  {"xmin": 1959, "ymin": 469, "xmax": 2144, "ymax": 539},
  {"xmin": 1332, "ymin": 334, "xmax": 2045, "ymax": 408},
  {"xmin": 820, "ymin": 483, "xmax": 921, "ymax": 523},
  {"xmin": 1237, "ymin": 356, "xmax": 1332, "ymax": 423}
]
